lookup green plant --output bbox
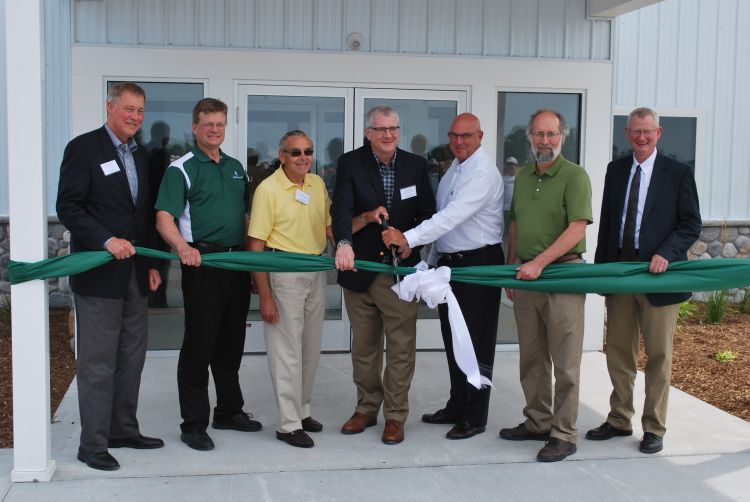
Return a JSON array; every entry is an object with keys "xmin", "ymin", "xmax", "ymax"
[
  {"xmin": 706, "ymin": 290, "xmax": 729, "ymax": 324},
  {"xmin": 715, "ymin": 350, "xmax": 738, "ymax": 362},
  {"xmin": 738, "ymin": 288, "xmax": 750, "ymax": 314},
  {"xmin": 677, "ymin": 301, "xmax": 697, "ymax": 324}
]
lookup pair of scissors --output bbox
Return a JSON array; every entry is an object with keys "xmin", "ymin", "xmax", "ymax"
[{"xmin": 380, "ymin": 217, "xmax": 401, "ymax": 293}]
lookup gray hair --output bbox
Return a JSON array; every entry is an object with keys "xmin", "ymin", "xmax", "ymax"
[
  {"xmin": 279, "ymin": 130, "xmax": 311, "ymax": 150},
  {"xmin": 107, "ymin": 82, "xmax": 146, "ymax": 104},
  {"xmin": 628, "ymin": 107, "xmax": 660, "ymax": 127},
  {"xmin": 366, "ymin": 105, "xmax": 400, "ymax": 128},
  {"xmin": 526, "ymin": 108, "xmax": 569, "ymax": 140}
]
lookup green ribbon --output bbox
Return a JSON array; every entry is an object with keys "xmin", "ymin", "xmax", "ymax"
[{"xmin": 8, "ymin": 247, "xmax": 750, "ymax": 294}]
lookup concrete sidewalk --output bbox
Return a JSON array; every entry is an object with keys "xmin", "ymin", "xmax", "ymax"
[{"xmin": 2, "ymin": 351, "xmax": 749, "ymax": 501}]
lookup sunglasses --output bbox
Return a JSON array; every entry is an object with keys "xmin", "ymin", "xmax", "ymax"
[{"xmin": 283, "ymin": 148, "xmax": 314, "ymax": 158}]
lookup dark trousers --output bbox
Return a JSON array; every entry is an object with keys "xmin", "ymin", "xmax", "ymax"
[
  {"xmin": 178, "ymin": 264, "xmax": 251, "ymax": 432},
  {"xmin": 437, "ymin": 244, "xmax": 504, "ymax": 427},
  {"xmin": 75, "ymin": 267, "xmax": 148, "ymax": 453}
]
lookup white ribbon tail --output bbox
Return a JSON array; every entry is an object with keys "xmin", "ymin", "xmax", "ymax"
[{"xmin": 391, "ymin": 265, "xmax": 492, "ymax": 390}]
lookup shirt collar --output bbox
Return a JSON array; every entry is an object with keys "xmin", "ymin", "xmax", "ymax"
[
  {"xmin": 192, "ymin": 145, "xmax": 225, "ymax": 164},
  {"xmin": 372, "ymin": 148, "xmax": 397, "ymax": 170},
  {"xmin": 632, "ymin": 148, "xmax": 657, "ymax": 175},
  {"xmin": 527, "ymin": 154, "xmax": 567, "ymax": 177},
  {"xmin": 275, "ymin": 165, "xmax": 311, "ymax": 189},
  {"xmin": 104, "ymin": 123, "xmax": 137, "ymax": 152}
]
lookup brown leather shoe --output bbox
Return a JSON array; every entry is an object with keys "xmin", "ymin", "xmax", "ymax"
[
  {"xmin": 341, "ymin": 412, "xmax": 377, "ymax": 435},
  {"xmin": 382, "ymin": 419, "xmax": 404, "ymax": 445}
]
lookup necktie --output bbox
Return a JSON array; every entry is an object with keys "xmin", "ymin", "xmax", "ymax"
[
  {"xmin": 119, "ymin": 143, "xmax": 138, "ymax": 202},
  {"xmin": 621, "ymin": 165, "xmax": 641, "ymax": 260}
]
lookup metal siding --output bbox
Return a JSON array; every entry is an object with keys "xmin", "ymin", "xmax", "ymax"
[
  {"xmin": 731, "ymin": 0, "xmax": 750, "ymax": 218},
  {"xmin": 427, "ymin": 0, "xmax": 455, "ymax": 54},
  {"xmin": 198, "ymin": 0, "xmax": 227, "ymax": 47},
  {"xmin": 106, "ymin": 0, "xmax": 138, "ymax": 45},
  {"xmin": 74, "ymin": 0, "xmax": 106, "ymax": 44},
  {"xmin": 343, "ymin": 0, "xmax": 371, "ymax": 52},
  {"xmin": 228, "ymin": 0, "xmax": 256, "ymax": 48},
  {"xmin": 591, "ymin": 20, "xmax": 611, "ymax": 60},
  {"xmin": 654, "ymin": 0, "xmax": 678, "ymax": 106},
  {"xmin": 563, "ymin": 0, "xmax": 592, "ymax": 59},
  {"xmin": 483, "ymin": 0, "xmax": 511, "ymax": 57},
  {"xmin": 0, "ymin": 2, "xmax": 6, "ymax": 214},
  {"xmin": 44, "ymin": 0, "xmax": 72, "ymax": 215},
  {"xmin": 509, "ymin": 0, "xmax": 537, "ymax": 57},
  {"xmin": 167, "ymin": 0, "xmax": 197, "ymax": 46},
  {"xmin": 399, "ymin": 0, "xmax": 427, "ymax": 54},
  {"xmin": 255, "ymin": 0, "xmax": 285, "ymax": 49},
  {"xmin": 285, "ymin": 0, "xmax": 314, "ymax": 50},
  {"xmin": 539, "ymin": 0, "xmax": 565, "ymax": 58},
  {"xmin": 138, "ymin": 0, "xmax": 167, "ymax": 46},
  {"xmin": 455, "ymin": 0, "xmax": 483, "ymax": 55},
  {"xmin": 370, "ymin": 0, "xmax": 399, "ymax": 53},
  {"xmin": 695, "ymin": 0, "xmax": 719, "ymax": 215},
  {"xmin": 316, "ymin": 0, "xmax": 343, "ymax": 50},
  {"xmin": 675, "ymin": 0, "xmax": 699, "ymax": 105}
]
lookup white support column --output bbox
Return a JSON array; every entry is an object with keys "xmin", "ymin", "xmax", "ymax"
[{"xmin": 5, "ymin": 0, "xmax": 56, "ymax": 482}]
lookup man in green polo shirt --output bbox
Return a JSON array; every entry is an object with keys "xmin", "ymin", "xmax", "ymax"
[
  {"xmin": 155, "ymin": 98, "xmax": 260, "ymax": 452},
  {"xmin": 500, "ymin": 109, "xmax": 592, "ymax": 463}
]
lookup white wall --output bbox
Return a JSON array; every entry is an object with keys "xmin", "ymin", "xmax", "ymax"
[{"xmin": 613, "ymin": 0, "xmax": 750, "ymax": 221}]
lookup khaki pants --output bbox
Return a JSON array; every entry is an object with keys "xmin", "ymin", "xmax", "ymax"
[
  {"xmin": 265, "ymin": 271, "xmax": 326, "ymax": 433},
  {"xmin": 605, "ymin": 294, "xmax": 679, "ymax": 436},
  {"xmin": 514, "ymin": 289, "xmax": 585, "ymax": 443},
  {"xmin": 344, "ymin": 273, "xmax": 419, "ymax": 422}
]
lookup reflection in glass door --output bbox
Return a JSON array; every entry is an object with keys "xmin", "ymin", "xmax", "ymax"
[{"xmin": 239, "ymin": 86, "xmax": 353, "ymax": 352}]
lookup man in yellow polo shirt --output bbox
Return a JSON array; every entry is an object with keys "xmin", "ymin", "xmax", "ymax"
[{"xmin": 247, "ymin": 130, "xmax": 332, "ymax": 448}]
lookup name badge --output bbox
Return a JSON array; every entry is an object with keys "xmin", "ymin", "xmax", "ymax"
[
  {"xmin": 295, "ymin": 189, "xmax": 310, "ymax": 205},
  {"xmin": 100, "ymin": 160, "xmax": 120, "ymax": 176},
  {"xmin": 400, "ymin": 185, "xmax": 417, "ymax": 200}
]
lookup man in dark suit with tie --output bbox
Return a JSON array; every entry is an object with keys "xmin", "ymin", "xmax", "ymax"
[
  {"xmin": 587, "ymin": 107, "xmax": 701, "ymax": 454},
  {"xmin": 332, "ymin": 105, "xmax": 435, "ymax": 445},
  {"xmin": 56, "ymin": 82, "xmax": 164, "ymax": 471}
]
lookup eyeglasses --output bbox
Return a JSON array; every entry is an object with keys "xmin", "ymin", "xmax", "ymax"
[
  {"xmin": 283, "ymin": 148, "xmax": 314, "ymax": 158},
  {"xmin": 447, "ymin": 131, "xmax": 480, "ymax": 140},
  {"xmin": 530, "ymin": 132, "xmax": 561, "ymax": 140},
  {"xmin": 369, "ymin": 126, "xmax": 400, "ymax": 136},
  {"xmin": 627, "ymin": 128, "xmax": 659, "ymax": 138},
  {"xmin": 198, "ymin": 122, "xmax": 227, "ymax": 130}
]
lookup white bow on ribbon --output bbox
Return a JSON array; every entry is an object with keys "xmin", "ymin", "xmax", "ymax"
[{"xmin": 391, "ymin": 265, "xmax": 492, "ymax": 389}]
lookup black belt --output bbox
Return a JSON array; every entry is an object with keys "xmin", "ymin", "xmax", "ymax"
[
  {"xmin": 266, "ymin": 246, "xmax": 322, "ymax": 257},
  {"xmin": 438, "ymin": 243, "xmax": 501, "ymax": 262},
  {"xmin": 189, "ymin": 241, "xmax": 243, "ymax": 254}
]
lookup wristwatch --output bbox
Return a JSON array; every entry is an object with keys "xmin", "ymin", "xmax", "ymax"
[{"xmin": 336, "ymin": 239, "xmax": 352, "ymax": 248}]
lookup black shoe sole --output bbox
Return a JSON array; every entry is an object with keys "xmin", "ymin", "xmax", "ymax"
[
  {"xmin": 77, "ymin": 453, "xmax": 120, "ymax": 471},
  {"xmin": 276, "ymin": 432, "xmax": 314, "ymax": 448},
  {"xmin": 107, "ymin": 440, "xmax": 164, "ymax": 449},
  {"xmin": 446, "ymin": 426, "xmax": 485, "ymax": 440},
  {"xmin": 211, "ymin": 422, "xmax": 262, "ymax": 432},
  {"xmin": 180, "ymin": 434, "xmax": 215, "ymax": 451}
]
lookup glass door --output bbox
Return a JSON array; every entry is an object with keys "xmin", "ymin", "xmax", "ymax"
[
  {"xmin": 354, "ymin": 89, "xmax": 466, "ymax": 349},
  {"xmin": 238, "ymin": 85, "xmax": 353, "ymax": 352}
]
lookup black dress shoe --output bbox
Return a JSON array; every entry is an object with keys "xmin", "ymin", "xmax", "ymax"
[
  {"xmin": 446, "ymin": 421, "xmax": 485, "ymax": 440},
  {"xmin": 422, "ymin": 408, "xmax": 459, "ymax": 425},
  {"xmin": 537, "ymin": 437, "xmax": 577, "ymax": 462},
  {"xmin": 212, "ymin": 411, "xmax": 262, "ymax": 432},
  {"xmin": 108, "ymin": 434, "xmax": 164, "ymax": 449},
  {"xmin": 77, "ymin": 450, "xmax": 120, "ymax": 471},
  {"xmin": 585, "ymin": 422, "xmax": 633, "ymax": 441},
  {"xmin": 180, "ymin": 429, "xmax": 215, "ymax": 451},
  {"xmin": 499, "ymin": 423, "xmax": 550, "ymax": 441},
  {"xmin": 276, "ymin": 429, "xmax": 314, "ymax": 448},
  {"xmin": 639, "ymin": 432, "xmax": 663, "ymax": 454},
  {"xmin": 301, "ymin": 416, "xmax": 323, "ymax": 433}
]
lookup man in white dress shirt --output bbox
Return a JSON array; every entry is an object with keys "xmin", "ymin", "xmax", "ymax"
[{"xmin": 382, "ymin": 113, "xmax": 504, "ymax": 440}]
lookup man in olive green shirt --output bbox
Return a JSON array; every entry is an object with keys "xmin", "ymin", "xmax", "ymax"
[{"xmin": 500, "ymin": 109, "xmax": 592, "ymax": 463}]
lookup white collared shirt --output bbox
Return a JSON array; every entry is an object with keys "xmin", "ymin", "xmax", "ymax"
[
  {"xmin": 619, "ymin": 148, "xmax": 657, "ymax": 248},
  {"xmin": 403, "ymin": 146, "xmax": 504, "ymax": 265}
]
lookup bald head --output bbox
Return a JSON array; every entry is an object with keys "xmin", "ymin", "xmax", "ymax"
[{"xmin": 448, "ymin": 113, "xmax": 483, "ymax": 162}]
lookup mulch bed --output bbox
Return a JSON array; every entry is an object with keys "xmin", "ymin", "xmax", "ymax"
[
  {"xmin": 0, "ymin": 304, "xmax": 747, "ymax": 448},
  {"xmin": 0, "ymin": 309, "xmax": 77, "ymax": 448}
]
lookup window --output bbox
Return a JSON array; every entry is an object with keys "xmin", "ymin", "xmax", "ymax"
[{"xmin": 612, "ymin": 114, "xmax": 697, "ymax": 168}]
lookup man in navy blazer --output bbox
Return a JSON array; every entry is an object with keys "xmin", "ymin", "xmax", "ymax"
[
  {"xmin": 587, "ymin": 107, "xmax": 701, "ymax": 454},
  {"xmin": 332, "ymin": 105, "xmax": 435, "ymax": 445},
  {"xmin": 57, "ymin": 82, "xmax": 163, "ymax": 471}
]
